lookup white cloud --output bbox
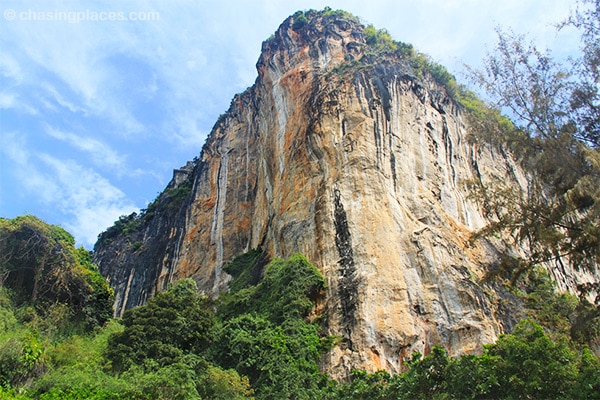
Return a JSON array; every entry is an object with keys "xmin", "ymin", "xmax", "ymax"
[
  {"xmin": 0, "ymin": 131, "xmax": 31, "ymax": 165},
  {"xmin": 0, "ymin": 52, "xmax": 23, "ymax": 82},
  {"xmin": 0, "ymin": 92, "xmax": 38, "ymax": 115},
  {"xmin": 1, "ymin": 131, "xmax": 137, "ymax": 246},
  {"xmin": 0, "ymin": 93, "xmax": 16, "ymax": 109},
  {"xmin": 2, "ymin": 134, "xmax": 62, "ymax": 205},
  {"xmin": 41, "ymin": 84, "xmax": 83, "ymax": 114},
  {"xmin": 35, "ymin": 154, "xmax": 138, "ymax": 246},
  {"xmin": 43, "ymin": 124, "xmax": 128, "ymax": 174}
]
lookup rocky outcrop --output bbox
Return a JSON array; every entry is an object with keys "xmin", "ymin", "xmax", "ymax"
[{"xmin": 94, "ymin": 10, "xmax": 592, "ymax": 378}]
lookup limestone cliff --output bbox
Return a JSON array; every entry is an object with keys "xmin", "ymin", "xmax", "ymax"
[{"xmin": 93, "ymin": 10, "xmax": 590, "ymax": 377}]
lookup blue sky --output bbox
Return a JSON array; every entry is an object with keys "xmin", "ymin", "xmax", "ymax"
[{"xmin": 0, "ymin": 0, "xmax": 581, "ymax": 248}]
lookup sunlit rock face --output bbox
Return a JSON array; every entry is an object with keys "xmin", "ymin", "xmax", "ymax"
[{"xmin": 93, "ymin": 10, "xmax": 592, "ymax": 378}]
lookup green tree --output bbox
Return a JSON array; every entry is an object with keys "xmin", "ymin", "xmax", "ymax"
[
  {"xmin": 0, "ymin": 215, "xmax": 113, "ymax": 333},
  {"xmin": 331, "ymin": 369, "xmax": 397, "ymax": 399},
  {"xmin": 106, "ymin": 279, "xmax": 214, "ymax": 372},
  {"xmin": 401, "ymin": 347, "xmax": 450, "ymax": 399},
  {"xmin": 573, "ymin": 347, "xmax": 600, "ymax": 399},
  {"xmin": 215, "ymin": 254, "xmax": 330, "ymax": 399},
  {"xmin": 444, "ymin": 353, "xmax": 500, "ymax": 399},
  {"xmin": 467, "ymin": 0, "xmax": 600, "ymax": 322},
  {"xmin": 560, "ymin": 0, "xmax": 600, "ymax": 147},
  {"xmin": 216, "ymin": 313, "xmax": 327, "ymax": 400},
  {"xmin": 485, "ymin": 320, "xmax": 579, "ymax": 399},
  {"xmin": 103, "ymin": 279, "xmax": 254, "ymax": 399}
]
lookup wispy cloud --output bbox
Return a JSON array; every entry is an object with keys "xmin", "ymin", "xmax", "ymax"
[
  {"xmin": 36, "ymin": 154, "xmax": 137, "ymax": 246},
  {"xmin": 2, "ymin": 15, "xmax": 145, "ymax": 136},
  {"xmin": 1, "ymin": 131, "xmax": 31, "ymax": 166},
  {"xmin": 43, "ymin": 124, "xmax": 128, "ymax": 175},
  {"xmin": 0, "ymin": 52, "xmax": 23, "ymax": 82},
  {"xmin": 1, "ymin": 131, "xmax": 137, "ymax": 247},
  {"xmin": 41, "ymin": 84, "xmax": 83, "ymax": 114},
  {"xmin": 0, "ymin": 92, "xmax": 38, "ymax": 115}
]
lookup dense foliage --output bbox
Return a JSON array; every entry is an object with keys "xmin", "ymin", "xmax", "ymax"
[
  {"xmin": 1, "ymin": 223, "xmax": 599, "ymax": 398},
  {"xmin": 0, "ymin": 280, "xmax": 253, "ymax": 399},
  {"xmin": 105, "ymin": 279, "xmax": 215, "ymax": 372},
  {"xmin": 0, "ymin": 249, "xmax": 329, "ymax": 399},
  {"xmin": 332, "ymin": 321, "xmax": 600, "ymax": 400},
  {"xmin": 0, "ymin": 215, "xmax": 113, "ymax": 334},
  {"xmin": 214, "ymin": 253, "xmax": 330, "ymax": 398}
]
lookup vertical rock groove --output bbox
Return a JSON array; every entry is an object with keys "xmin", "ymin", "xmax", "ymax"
[
  {"xmin": 211, "ymin": 139, "xmax": 229, "ymax": 292},
  {"xmin": 333, "ymin": 188, "xmax": 359, "ymax": 349}
]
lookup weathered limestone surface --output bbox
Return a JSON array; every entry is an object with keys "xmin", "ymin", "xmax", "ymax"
[{"xmin": 93, "ymin": 11, "xmax": 593, "ymax": 378}]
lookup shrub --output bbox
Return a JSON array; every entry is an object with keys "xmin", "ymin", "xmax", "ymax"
[
  {"xmin": 219, "ymin": 254, "xmax": 325, "ymax": 324},
  {"xmin": 32, "ymin": 365, "xmax": 132, "ymax": 400},
  {"xmin": 223, "ymin": 248, "xmax": 264, "ymax": 293},
  {"xmin": 292, "ymin": 12, "xmax": 308, "ymax": 31},
  {"xmin": 364, "ymin": 25, "xmax": 397, "ymax": 53},
  {"xmin": 197, "ymin": 365, "xmax": 254, "ymax": 400},
  {"xmin": 0, "ymin": 332, "xmax": 44, "ymax": 389}
]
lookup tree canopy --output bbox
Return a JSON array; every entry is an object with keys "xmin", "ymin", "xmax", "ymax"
[
  {"xmin": 467, "ymin": 0, "xmax": 600, "ymax": 309},
  {"xmin": 0, "ymin": 215, "xmax": 113, "ymax": 333}
]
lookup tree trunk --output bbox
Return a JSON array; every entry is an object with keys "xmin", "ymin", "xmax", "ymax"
[{"xmin": 31, "ymin": 258, "xmax": 44, "ymax": 303}]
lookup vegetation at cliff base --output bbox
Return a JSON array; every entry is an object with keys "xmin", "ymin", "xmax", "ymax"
[
  {"xmin": 0, "ymin": 238, "xmax": 333, "ymax": 399},
  {"xmin": 332, "ymin": 320, "xmax": 600, "ymax": 400},
  {"xmin": 1, "ymin": 227, "xmax": 599, "ymax": 398},
  {"xmin": 0, "ymin": 215, "xmax": 113, "ymax": 335}
]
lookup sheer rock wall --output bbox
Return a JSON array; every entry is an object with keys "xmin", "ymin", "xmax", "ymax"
[{"xmin": 94, "ymin": 11, "xmax": 590, "ymax": 377}]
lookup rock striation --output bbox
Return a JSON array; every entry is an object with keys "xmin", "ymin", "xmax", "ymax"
[{"xmin": 93, "ymin": 10, "xmax": 593, "ymax": 378}]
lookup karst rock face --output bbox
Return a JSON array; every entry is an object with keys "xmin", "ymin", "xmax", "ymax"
[{"xmin": 93, "ymin": 11, "xmax": 586, "ymax": 377}]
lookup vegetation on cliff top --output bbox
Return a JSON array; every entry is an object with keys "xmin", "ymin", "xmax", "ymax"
[
  {"xmin": 291, "ymin": 7, "xmax": 461, "ymax": 98},
  {"xmin": 287, "ymin": 7, "xmax": 517, "ymax": 143}
]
